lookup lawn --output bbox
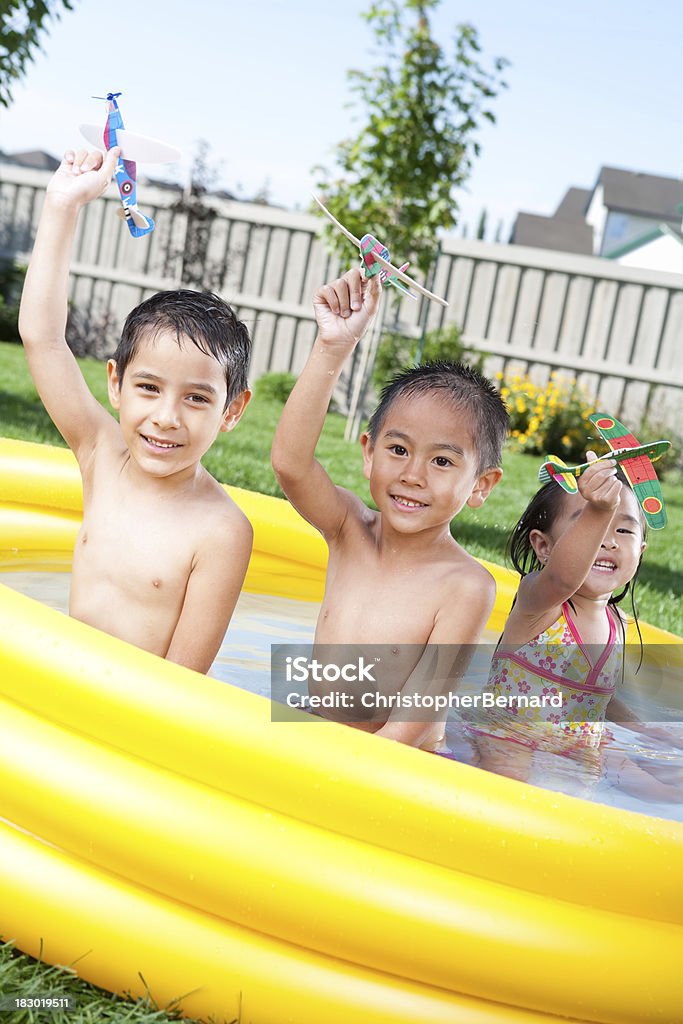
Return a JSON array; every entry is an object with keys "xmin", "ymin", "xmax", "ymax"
[
  {"xmin": 1, "ymin": 340, "xmax": 681, "ymax": 635},
  {"xmin": 0, "ymin": 943, "xmax": 209, "ymax": 1024}
]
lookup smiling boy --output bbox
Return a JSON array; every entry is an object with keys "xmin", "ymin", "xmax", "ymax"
[
  {"xmin": 19, "ymin": 147, "xmax": 252, "ymax": 672},
  {"xmin": 271, "ymin": 269, "xmax": 508, "ymax": 747}
]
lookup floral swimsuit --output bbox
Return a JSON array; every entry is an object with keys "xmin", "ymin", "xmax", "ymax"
[{"xmin": 469, "ymin": 602, "xmax": 622, "ymax": 754}]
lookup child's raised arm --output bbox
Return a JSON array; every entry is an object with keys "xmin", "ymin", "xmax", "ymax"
[
  {"xmin": 517, "ymin": 452, "xmax": 621, "ymax": 618},
  {"xmin": 271, "ymin": 268, "xmax": 380, "ymax": 539},
  {"xmin": 19, "ymin": 147, "xmax": 120, "ymax": 462}
]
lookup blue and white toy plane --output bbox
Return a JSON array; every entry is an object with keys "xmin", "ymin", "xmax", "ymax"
[{"xmin": 80, "ymin": 93, "xmax": 181, "ymax": 238}]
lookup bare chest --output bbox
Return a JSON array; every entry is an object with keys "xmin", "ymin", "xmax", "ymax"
[
  {"xmin": 317, "ymin": 554, "xmax": 440, "ymax": 644},
  {"xmin": 73, "ymin": 480, "xmax": 197, "ymax": 600}
]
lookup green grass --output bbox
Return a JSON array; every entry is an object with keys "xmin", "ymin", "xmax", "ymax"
[
  {"xmin": 0, "ymin": 943, "xmax": 217, "ymax": 1024},
  {"xmin": 1, "ymin": 341, "xmax": 681, "ymax": 635}
]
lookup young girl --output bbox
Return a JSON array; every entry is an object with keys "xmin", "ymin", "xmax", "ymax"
[{"xmin": 468, "ymin": 452, "xmax": 681, "ymax": 802}]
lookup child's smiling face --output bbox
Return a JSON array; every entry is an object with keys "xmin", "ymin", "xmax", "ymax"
[
  {"xmin": 360, "ymin": 392, "xmax": 501, "ymax": 536},
  {"xmin": 107, "ymin": 329, "xmax": 248, "ymax": 481}
]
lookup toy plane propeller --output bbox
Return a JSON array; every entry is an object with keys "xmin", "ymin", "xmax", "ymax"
[
  {"xmin": 538, "ymin": 413, "xmax": 671, "ymax": 529},
  {"xmin": 312, "ymin": 195, "xmax": 448, "ymax": 307},
  {"xmin": 80, "ymin": 93, "xmax": 181, "ymax": 238}
]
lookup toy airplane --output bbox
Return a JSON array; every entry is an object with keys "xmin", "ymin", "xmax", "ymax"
[
  {"xmin": 538, "ymin": 413, "xmax": 671, "ymax": 529},
  {"xmin": 80, "ymin": 93, "xmax": 181, "ymax": 238},
  {"xmin": 313, "ymin": 195, "xmax": 448, "ymax": 307}
]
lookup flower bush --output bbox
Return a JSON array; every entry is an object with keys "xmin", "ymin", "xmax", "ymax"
[{"xmin": 497, "ymin": 371, "xmax": 596, "ymax": 462}]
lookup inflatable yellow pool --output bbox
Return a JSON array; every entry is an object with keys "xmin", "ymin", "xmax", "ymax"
[{"xmin": 1, "ymin": 438, "xmax": 682, "ymax": 1024}]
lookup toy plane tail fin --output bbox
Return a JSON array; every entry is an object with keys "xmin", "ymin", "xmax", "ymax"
[
  {"xmin": 538, "ymin": 455, "xmax": 579, "ymax": 492},
  {"xmin": 116, "ymin": 205, "xmax": 155, "ymax": 236}
]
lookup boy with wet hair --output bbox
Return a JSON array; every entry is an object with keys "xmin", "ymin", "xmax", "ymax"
[
  {"xmin": 272, "ymin": 269, "xmax": 508, "ymax": 748},
  {"xmin": 114, "ymin": 288, "xmax": 250, "ymax": 407},
  {"xmin": 366, "ymin": 360, "xmax": 508, "ymax": 475},
  {"xmin": 19, "ymin": 147, "xmax": 252, "ymax": 673}
]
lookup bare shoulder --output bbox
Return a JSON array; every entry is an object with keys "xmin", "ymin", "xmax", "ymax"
[
  {"xmin": 502, "ymin": 571, "xmax": 563, "ymax": 644},
  {"xmin": 514, "ymin": 570, "xmax": 559, "ymax": 620},
  {"xmin": 445, "ymin": 550, "xmax": 496, "ymax": 602},
  {"xmin": 428, "ymin": 549, "xmax": 497, "ymax": 642},
  {"xmin": 195, "ymin": 477, "xmax": 253, "ymax": 548},
  {"xmin": 433, "ymin": 547, "xmax": 496, "ymax": 614}
]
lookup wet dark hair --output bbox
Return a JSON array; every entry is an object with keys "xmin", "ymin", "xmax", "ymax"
[
  {"xmin": 508, "ymin": 468, "xmax": 647, "ymax": 654},
  {"xmin": 113, "ymin": 289, "xmax": 251, "ymax": 408},
  {"xmin": 366, "ymin": 361, "xmax": 509, "ymax": 473}
]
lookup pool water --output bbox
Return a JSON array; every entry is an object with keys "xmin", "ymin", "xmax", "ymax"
[{"xmin": 3, "ymin": 572, "xmax": 682, "ymax": 822}]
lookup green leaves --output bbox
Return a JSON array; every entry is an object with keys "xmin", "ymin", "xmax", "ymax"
[
  {"xmin": 313, "ymin": 0, "xmax": 508, "ymax": 278},
  {"xmin": 0, "ymin": 1, "xmax": 74, "ymax": 109}
]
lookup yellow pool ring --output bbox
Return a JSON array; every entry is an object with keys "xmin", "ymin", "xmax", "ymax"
[{"xmin": 1, "ymin": 439, "xmax": 682, "ymax": 1023}]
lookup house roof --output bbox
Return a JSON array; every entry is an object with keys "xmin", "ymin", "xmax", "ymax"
[
  {"xmin": 595, "ymin": 166, "xmax": 683, "ymax": 221},
  {"xmin": 509, "ymin": 212, "xmax": 594, "ymax": 254},
  {"xmin": 554, "ymin": 187, "xmax": 592, "ymax": 221},
  {"xmin": 1, "ymin": 149, "xmax": 60, "ymax": 171}
]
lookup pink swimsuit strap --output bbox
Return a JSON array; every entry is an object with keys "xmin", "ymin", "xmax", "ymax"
[{"xmin": 561, "ymin": 600, "xmax": 617, "ymax": 686}]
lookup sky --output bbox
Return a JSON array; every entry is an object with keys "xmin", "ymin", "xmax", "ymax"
[{"xmin": 1, "ymin": 0, "xmax": 681, "ymax": 240}]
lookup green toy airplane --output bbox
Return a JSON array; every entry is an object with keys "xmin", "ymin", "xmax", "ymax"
[{"xmin": 538, "ymin": 414, "xmax": 671, "ymax": 529}]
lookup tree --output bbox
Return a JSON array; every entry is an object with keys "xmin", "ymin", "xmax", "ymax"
[
  {"xmin": 313, "ymin": 0, "xmax": 508, "ymax": 277},
  {"xmin": 0, "ymin": 1, "xmax": 75, "ymax": 109},
  {"xmin": 313, "ymin": 0, "xmax": 508, "ymax": 437}
]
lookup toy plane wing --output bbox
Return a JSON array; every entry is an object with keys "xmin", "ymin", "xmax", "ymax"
[
  {"xmin": 79, "ymin": 124, "xmax": 181, "ymax": 163},
  {"xmin": 590, "ymin": 414, "xmax": 643, "ymax": 452},
  {"xmin": 312, "ymin": 194, "xmax": 448, "ymax": 307},
  {"xmin": 590, "ymin": 414, "xmax": 669, "ymax": 529},
  {"xmin": 539, "ymin": 443, "xmax": 670, "ymax": 484},
  {"xmin": 312, "ymin": 195, "xmax": 361, "ymax": 247}
]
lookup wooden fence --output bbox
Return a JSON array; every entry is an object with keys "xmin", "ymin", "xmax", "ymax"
[{"xmin": 1, "ymin": 162, "xmax": 681, "ymax": 421}]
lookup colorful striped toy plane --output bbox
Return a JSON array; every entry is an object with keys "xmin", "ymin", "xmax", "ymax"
[
  {"xmin": 312, "ymin": 195, "xmax": 449, "ymax": 307},
  {"xmin": 538, "ymin": 414, "xmax": 670, "ymax": 529},
  {"xmin": 80, "ymin": 93, "xmax": 181, "ymax": 239}
]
